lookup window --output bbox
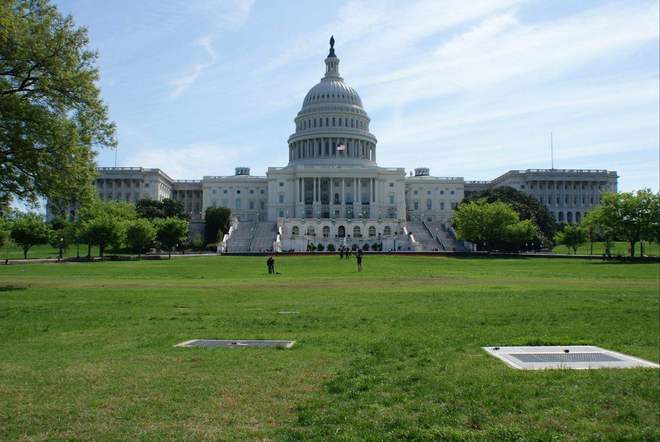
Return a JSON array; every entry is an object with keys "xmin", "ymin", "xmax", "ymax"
[
  {"xmin": 353, "ymin": 226, "xmax": 361, "ymax": 238},
  {"xmin": 250, "ymin": 189, "xmax": 254, "ymax": 194},
  {"xmin": 440, "ymin": 202, "xmax": 445, "ymax": 210},
  {"xmin": 249, "ymin": 201, "xmax": 254, "ymax": 209},
  {"xmin": 292, "ymin": 226, "xmax": 299, "ymax": 236},
  {"xmin": 440, "ymin": 190, "xmax": 444, "ymax": 195},
  {"xmin": 368, "ymin": 226, "xmax": 376, "ymax": 237},
  {"xmin": 260, "ymin": 189, "xmax": 265, "ymax": 194},
  {"xmin": 389, "ymin": 182, "xmax": 394, "ymax": 187},
  {"xmin": 279, "ymin": 182, "xmax": 284, "ymax": 187},
  {"xmin": 235, "ymin": 198, "xmax": 241, "ymax": 210},
  {"xmin": 427, "ymin": 199, "xmax": 432, "ymax": 210},
  {"xmin": 278, "ymin": 194, "xmax": 284, "ymax": 204},
  {"xmin": 212, "ymin": 189, "xmax": 217, "ymax": 194},
  {"xmin": 322, "ymin": 226, "xmax": 330, "ymax": 238},
  {"xmin": 450, "ymin": 190, "xmax": 455, "ymax": 195},
  {"xmin": 389, "ymin": 195, "xmax": 394, "ymax": 204},
  {"xmin": 338, "ymin": 226, "xmax": 346, "ymax": 237},
  {"xmin": 306, "ymin": 226, "xmax": 315, "ymax": 236},
  {"xmin": 278, "ymin": 209, "xmax": 284, "ymax": 217},
  {"xmin": 237, "ymin": 190, "xmax": 241, "ymax": 194},
  {"xmin": 414, "ymin": 201, "xmax": 419, "ymax": 210},
  {"xmin": 383, "ymin": 226, "xmax": 392, "ymax": 236},
  {"xmin": 223, "ymin": 190, "xmax": 227, "ymax": 194}
]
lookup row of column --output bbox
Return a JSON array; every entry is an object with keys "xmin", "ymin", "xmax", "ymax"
[
  {"xmin": 289, "ymin": 138, "xmax": 375, "ymax": 161},
  {"xmin": 296, "ymin": 177, "xmax": 377, "ymax": 205}
]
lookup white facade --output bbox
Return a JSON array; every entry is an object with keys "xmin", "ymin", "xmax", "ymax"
[{"xmin": 78, "ymin": 38, "xmax": 618, "ymax": 250}]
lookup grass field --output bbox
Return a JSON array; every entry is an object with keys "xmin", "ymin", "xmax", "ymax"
[{"xmin": 0, "ymin": 255, "xmax": 657, "ymax": 440}]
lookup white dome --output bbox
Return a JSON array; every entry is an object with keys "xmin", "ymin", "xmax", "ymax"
[
  {"xmin": 287, "ymin": 37, "xmax": 378, "ymax": 166},
  {"xmin": 301, "ymin": 78, "xmax": 364, "ymax": 111}
]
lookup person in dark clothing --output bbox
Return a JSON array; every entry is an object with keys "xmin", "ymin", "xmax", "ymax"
[
  {"xmin": 346, "ymin": 248, "xmax": 351, "ymax": 259},
  {"xmin": 356, "ymin": 249, "xmax": 363, "ymax": 272},
  {"xmin": 267, "ymin": 256, "xmax": 275, "ymax": 274},
  {"xmin": 339, "ymin": 247, "xmax": 344, "ymax": 259}
]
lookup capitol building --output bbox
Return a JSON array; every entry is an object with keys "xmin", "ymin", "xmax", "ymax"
[{"xmin": 90, "ymin": 39, "xmax": 618, "ymax": 252}]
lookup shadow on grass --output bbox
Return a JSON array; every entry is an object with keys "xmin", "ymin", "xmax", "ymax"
[{"xmin": 0, "ymin": 285, "xmax": 27, "ymax": 292}]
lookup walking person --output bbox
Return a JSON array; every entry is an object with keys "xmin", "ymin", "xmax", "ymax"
[
  {"xmin": 267, "ymin": 255, "xmax": 275, "ymax": 274},
  {"xmin": 356, "ymin": 249, "xmax": 363, "ymax": 272},
  {"xmin": 339, "ymin": 247, "xmax": 344, "ymax": 259}
]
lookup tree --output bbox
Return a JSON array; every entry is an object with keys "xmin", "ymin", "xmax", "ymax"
[
  {"xmin": 162, "ymin": 198, "xmax": 188, "ymax": 220},
  {"xmin": 136, "ymin": 198, "xmax": 188, "ymax": 220},
  {"xmin": 461, "ymin": 186, "xmax": 556, "ymax": 248},
  {"xmin": 505, "ymin": 219, "xmax": 539, "ymax": 251},
  {"xmin": 1, "ymin": 0, "xmax": 116, "ymax": 207},
  {"xmin": 594, "ymin": 190, "xmax": 659, "ymax": 257},
  {"xmin": 81, "ymin": 214, "xmax": 124, "ymax": 258},
  {"xmin": 125, "ymin": 219, "xmax": 156, "ymax": 257},
  {"xmin": 135, "ymin": 199, "xmax": 164, "ymax": 219},
  {"xmin": 77, "ymin": 199, "xmax": 135, "ymax": 257},
  {"xmin": 48, "ymin": 219, "xmax": 75, "ymax": 259},
  {"xmin": 154, "ymin": 217, "xmax": 188, "ymax": 258},
  {"xmin": 0, "ymin": 218, "xmax": 9, "ymax": 251},
  {"xmin": 204, "ymin": 207, "xmax": 231, "ymax": 245},
  {"xmin": 554, "ymin": 224, "xmax": 587, "ymax": 254},
  {"xmin": 9, "ymin": 213, "xmax": 51, "ymax": 258},
  {"xmin": 453, "ymin": 200, "xmax": 538, "ymax": 252}
]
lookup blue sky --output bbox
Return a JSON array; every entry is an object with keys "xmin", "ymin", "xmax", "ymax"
[{"xmin": 55, "ymin": 0, "xmax": 659, "ymax": 191}]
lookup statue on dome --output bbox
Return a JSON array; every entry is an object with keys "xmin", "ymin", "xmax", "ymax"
[{"xmin": 328, "ymin": 35, "xmax": 336, "ymax": 57}]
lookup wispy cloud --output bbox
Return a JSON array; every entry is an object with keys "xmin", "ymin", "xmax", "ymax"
[{"xmin": 168, "ymin": 0, "xmax": 255, "ymax": 97}]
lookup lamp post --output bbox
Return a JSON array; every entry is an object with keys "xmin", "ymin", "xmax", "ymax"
[{"xmin": 393, "ymin": 232, "xmax": 397, "ymax": 252}]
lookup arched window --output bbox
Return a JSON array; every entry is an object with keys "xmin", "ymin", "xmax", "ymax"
[
  {"xmin": 323, "ymin": 226, "xmax": 330, "ymax": 238},
  {"xmin": 383, "ymin": 226, "xmax": 392, "ymax": 236},
  {"xmin": 558, "ymin": 212, "xmax": 564, "ymax": 222},
  {"xmin": 338, "ymin": 226, "xmax": 346, "ymax": 237},
  {"xmin": 368, "ymin": 226, "xmax": 376, "ymax": 237},
  {"xmin": 353, "ymin": 226, "xmax": 362, "ymax": 238},
  {"xmin": 306, "ymin": 226, "xmax": 315, "ymax": 236},
  {"xmin": 567, "ymin": 212, "xmax": 573, "ymax": 223},
  {"xmin": 235, "ymin": 198, "xmax": 241, "ymax": 210},
  {"xmin": 292, "ymin": 226, "xmax": 299, "ymax": 236}
]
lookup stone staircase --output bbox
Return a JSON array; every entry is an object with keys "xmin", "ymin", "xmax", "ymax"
[
  {"xmin": 425, "ymin": 222, "xmax": 470, "ymax": 252},
  {"xmin": 405, "ymin": 222, "xmax": 442, "ymax": 251},
  {"xmin": 249, "ymin": 222, "xmax": 278, "ymax": 252},
  {"xmin": 225, "ymin": 221, "xmax": 255, "ymax": 252}
]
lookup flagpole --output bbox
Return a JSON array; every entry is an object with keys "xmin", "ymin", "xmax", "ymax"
[{"xmin": 550, "ymin": 132, "xmax": 554, "ymax": 170}]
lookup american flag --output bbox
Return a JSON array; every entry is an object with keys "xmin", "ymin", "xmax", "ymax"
[{"xmin": 336, "ymin": 143, "xmax": 346, "ymax": 151}]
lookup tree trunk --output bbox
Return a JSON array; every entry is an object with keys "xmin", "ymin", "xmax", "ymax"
[
  {"xmin": 100, "ymin": 243, "xmax": 104, "ymax": 258},
  {"xmin": 630, "ymin": 241, "xmax": 635, "ymax": 257},
  {"xmin": 87, "ymin": 243, "xmax": 91, "ymax": 258},
  {"xmin": 23, "ymin": 247, "xmax": 28, "ymax": 259},
  {"xmin": 168, "ymin": 249, "xmax": 172, "ymax": 259}
]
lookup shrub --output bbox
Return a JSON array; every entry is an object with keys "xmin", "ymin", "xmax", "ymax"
[
  {"xmin": 317, "ymin": 243, "xmax": 324, "ymax": 251},
  {"xmin": 362, "ymin": 243, "xmax": 370, "ymax": 251},
  {"xmin": 327, "ymin": 243, "xmax": 336, "ymax": 252}
]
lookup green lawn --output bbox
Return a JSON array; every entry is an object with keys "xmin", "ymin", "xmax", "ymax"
[{"xmin": 0, "ymin": 256, "xmax": 657, "ymax": 440}]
